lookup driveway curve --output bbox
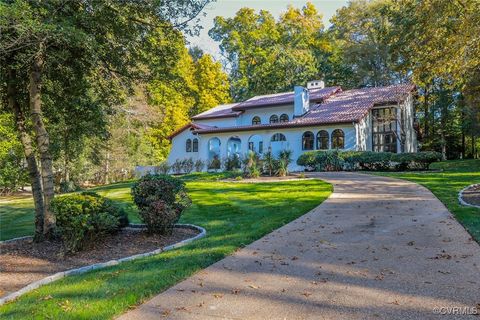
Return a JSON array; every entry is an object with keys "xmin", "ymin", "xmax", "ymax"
[{"xmin": 119, "ymin": 173, "xmax": 480, "ymax": 320}]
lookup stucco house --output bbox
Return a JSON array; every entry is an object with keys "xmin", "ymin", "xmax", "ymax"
[{"xmin": 167, "ymin": 81, "xmax": 418, "ymax": 171}]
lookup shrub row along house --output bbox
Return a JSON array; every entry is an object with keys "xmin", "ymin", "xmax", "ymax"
[{"xmin": 167, "ymin": 81, "xmax": 418, "ymax": 171}]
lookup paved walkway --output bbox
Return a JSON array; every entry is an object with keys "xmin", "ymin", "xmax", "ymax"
[{"xmin": 119, "ymin": 173, "xmax": 480, "ymax": 320}]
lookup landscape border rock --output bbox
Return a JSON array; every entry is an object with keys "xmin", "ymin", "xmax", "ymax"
[
  {"xmin": 458, "ymin": 183, "xmax": 480, "ymax": 209},
  {"xmin": 0, "ymin": 223, "xmax": 206, "ymax": 305}
]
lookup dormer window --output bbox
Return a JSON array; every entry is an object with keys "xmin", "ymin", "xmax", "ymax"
[
  {"xmin": 279, "ymin": 114, "xmax": 289, "ymax": 122},
  {"xmin": 269, "ymin": 115, "xmax": 279, "ymax": 124},
  {"xmin": 252, "ymin": 116, "xmax": 261, "ymax": 125}
]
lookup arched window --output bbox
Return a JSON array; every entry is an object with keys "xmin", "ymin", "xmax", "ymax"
[
  {"xmin": 227, "ymin": 136, "xmax": 242, "ymax": 158},
  {"xmin": 192, "ymin": 138, "xmax": 198, "ymax": 152},
  {"xmin": 302, "ymin": 131, "xmax": 314, "ymax": 150},
  {"xmin": 269, "ymin": 115, "xmax": 279, "ymax": 124},
  {"xmin": 316, "ymin": 130, "xmax": 329, "ymax": 150},
  {"xmin": 271, "ymin": 133, "xmax": 286, "ymax": 142},
  {"xmin": 332, "ymin": 129, "xmax": 345, "ymax": 149},
  {"xmin": 208, "ymin": 137, "xmax": 221, "ymax": 161},
  {"xmin": 186, "ymin": 139, "xmax": 192, "ymax": 152},
  {"xmin": 252, "ymin": 116, "xmax": 261, "ymax": 125},
  {"xmin": 248, "ymin": 135, "xmax": 263, "ymax": 153},
  {"xmin": 280, "ymin": 114, "xmax": 289, "ymax": 122}
]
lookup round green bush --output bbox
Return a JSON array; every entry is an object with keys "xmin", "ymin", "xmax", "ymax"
[
  {"xmin": 51, "ymin": 192, "xmax": 128, "ymax": 253},
  {"xmin": 131, "ymin": 174, "xmax": 191, "ymax": 234}
]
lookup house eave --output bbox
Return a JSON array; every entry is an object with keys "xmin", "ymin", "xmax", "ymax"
[{"xmin": 193, "ymin": 120, "xmax": 359, "ymax": 135}]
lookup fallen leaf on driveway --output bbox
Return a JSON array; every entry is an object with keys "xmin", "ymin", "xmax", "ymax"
[{"xmin": 213, "ymin": 293, "xmax": 223, "ymax": 299}]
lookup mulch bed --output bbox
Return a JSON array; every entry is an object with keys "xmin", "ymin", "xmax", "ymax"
[
  {"xmin": 0, "ymin": 226, "xmax": 199, "ymax": 298},
  {"xmin": 461, "ymin": 184, "xmax": 480, "ymax": 206}
]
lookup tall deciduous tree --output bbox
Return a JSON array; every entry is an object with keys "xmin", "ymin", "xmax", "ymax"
[
  {"xmin": 191, "ymin": 53, "xmax": 231, "ymax": 116},
  {"xmin": 210, "ymin": 3, "xmax": 324, "ymax": 100},
  {"xmin": 0, "ymin": 0, "xmax": 210, "ymax": 240},
  {"xmin": 328, "ymin": 0, "xmax": 407, "ymax": 88}
]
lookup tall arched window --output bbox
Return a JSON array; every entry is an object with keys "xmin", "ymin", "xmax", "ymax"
[
  {"xmin": 208, "ymin": 137, "xmax": 221, "ymax": 161},
  {"xmin": 269, "ymin": 115, "xmax": 279, "ymax": 124},
  {"xmin": 271, "ymin": 133, "xmax": 286, "ymax": 141},
  {"xmin": 186, "ymin": 139, "xmax": 192, "ymax": 152},
  {"xmin": 316, "ymin": 130, "xmax": 329, "ymax": 150},
  {"xmin": 252, "ymin": 116, "xmax": 261, "ymax": 125},
  {"xmin": 332, "ymin": 129, "xmax": 345, "ymax": 149},
  {"xmin": 302, "ymin": 131, "xmax": 314, "ymax": 150},
  {"xmin": 192, "ymin": 138, "xmax": 198, "ymax": 152},
  {"xmin": 280, "ymin": 114, "xmax": 289, "ymax": 122}
]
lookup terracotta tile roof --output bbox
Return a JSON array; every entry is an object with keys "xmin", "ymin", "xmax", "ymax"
[
  {"xmin": 192, "ymin": 83, "xmax": 415, "ymax": 135},
  {"xmin": 191, "ymin": 103, "xmax": 242, "ymax": 120},
  {"xmin": 167, "ymin": 123, "xmax": 216, "ymax": 140},
  {"xmin": 296, "ymin": 83, "xmax": 415, "ymax": 125},
  {"xmin": 232, "ymin": 86, "xmax": 341, "ymax": 110}
]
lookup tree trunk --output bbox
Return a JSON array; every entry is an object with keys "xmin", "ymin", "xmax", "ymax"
[
  {"xmin": 423, "ymin": 85, "xmax": 429, "ymax": 141},
  {"xmin": 7, "ymin": 68, "xmax": 45, "ymax": 241},
  {"xmin": 29, "ymin": 45, "xmax": 56, "ymax": 238}
]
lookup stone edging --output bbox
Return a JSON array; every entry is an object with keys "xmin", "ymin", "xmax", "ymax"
[
  {"xmin": 0, "ymin": 223, "xmax": 206, "ymax": 306},
  {"xmin": 0, "ymin": 235, "xmax": 34, "ymax": 244},
  {"xmin": 458, "ymin": 183, "xmax": 480, "ymax": 209}
]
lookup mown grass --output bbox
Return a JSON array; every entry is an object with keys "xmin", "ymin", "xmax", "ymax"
[
  {"xmin": 374, "ymin": 159, "xmax": 480, "ymax": 242},
  {"xmin": 0, "ymin": 174, "xmax": 331, "ymax": 319},
  {"xmin": 0, "ymin": 172, "xmax": 242, "ymax": 240}
]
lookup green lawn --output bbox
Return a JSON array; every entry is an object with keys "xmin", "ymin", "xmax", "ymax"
[
  {"xmin": 373, "ymin": 159, "xmax": 480, "ymax": 242},
  {"xmin": 0, "ymin": 174, "xmax": 331, "ymax": 319}
]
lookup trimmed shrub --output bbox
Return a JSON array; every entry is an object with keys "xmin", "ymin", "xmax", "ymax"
[
  {"xmin": 171, "ymin": 159, "xmax": 183, "ymax": 174},
  {"xmin": 207, "ymin": 156, "xmax": 221, "ymax": 171},
  {"xmin": 297, "ymin": 150, "xmax": 442, "ymax": 172},
  {"xmin": 156, "ymin": 161, "xmax": 171, "ymax": 174},
  {"xmin": 296, "ymin": 151, "xmax": 317, "ymax": 169},
  {"xmin": 392, "ymin": 151, "xmax": 442, "ymax": 170},
  {"xmin": 223, "ymin": 154, "xmax": 242, "ymax": 171},
  {"xmin": 131, "ymin": 174, "xmax": 191, "ymax": 234},
  {"xmin": 182, "ymin": 158, "xmax": 194, "ymax": 174},
  {"xmin": 51, "ymin": 192, "xmax": 127, "ymax": 253},
  {"xmin": 194, "ymin": 159, "xmax": 205, "ymax": 172},
  {"xmin": 298, "ymin": 150, "xmax": 344, "ymax": 171}
]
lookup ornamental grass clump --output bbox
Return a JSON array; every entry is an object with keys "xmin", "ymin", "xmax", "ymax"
[{"xmin": 131, "ymin": 174, "xmax": 191, "ymax": 234}]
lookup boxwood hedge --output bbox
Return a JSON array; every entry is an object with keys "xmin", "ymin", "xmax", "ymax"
[{"xmin": 297, "ymin": 150, "xmax": 442, "ymax": 172}]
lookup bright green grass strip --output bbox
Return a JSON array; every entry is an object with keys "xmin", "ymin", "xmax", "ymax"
[
  {"xmin": 0, "ymin": 178, "xmax": 331, "ymax": 319},
  {"xmin": 373, "ymin": 159, "xmax": 480, "ymax": 242},
  {"xmin": 0, "ymin": 172, "xmax": 243, "ymax": 240}
]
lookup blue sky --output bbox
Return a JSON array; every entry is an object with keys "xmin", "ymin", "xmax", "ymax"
[{"xmin": 185, "ymin": 0, "xmax": 348, "ymax": 59}]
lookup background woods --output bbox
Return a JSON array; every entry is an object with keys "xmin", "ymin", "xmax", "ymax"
[{"xmin": 0, "ymin": 0, "xmax": 479, "ymax": 240}]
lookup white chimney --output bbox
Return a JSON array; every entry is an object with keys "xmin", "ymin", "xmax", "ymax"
[
  {"xmin": 294, "ymin": 86, "xmax": 309, "ymax": 117},
  {"xmin": 307, "ymin": 80, "xmax": 325, "ymax": 89}
]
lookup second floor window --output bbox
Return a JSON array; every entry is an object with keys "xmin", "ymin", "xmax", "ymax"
[
  {"xmin": 280, "ymin": 114, "xmax": 289, "ymax": 122},
  {"xmin": 270, "ymin": 115, "xmax": 279, "ymax": 123},
  {"xmin": 252, "ymin": 116, "xmax": 261, "ymax": 125},
  {"xmin": 192, "ymin": 138, "xmax": 198, "ymax": 152}
]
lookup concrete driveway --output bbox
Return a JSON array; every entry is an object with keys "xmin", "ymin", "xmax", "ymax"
[{"xmin": 118, "ymin": 173, "xmax": 480, "ymax": 320}]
